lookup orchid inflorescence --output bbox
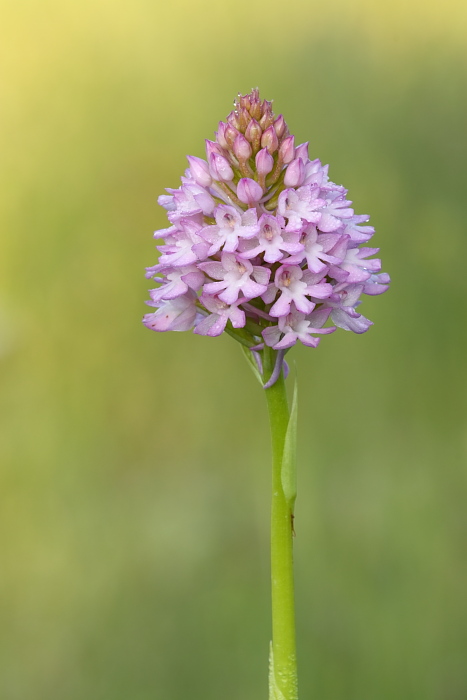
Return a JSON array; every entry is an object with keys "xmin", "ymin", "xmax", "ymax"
[{"xmin": 143, "ymin": 89, "xmax": 390, "ymax": 385}]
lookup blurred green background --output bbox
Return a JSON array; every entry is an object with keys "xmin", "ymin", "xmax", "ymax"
[{"xmin": 1, "ymin": 0, "xmax": 467, "ymax": 698}]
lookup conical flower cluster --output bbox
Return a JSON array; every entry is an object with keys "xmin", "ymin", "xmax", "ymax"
[{"xmin": 144, "ymin": 89, "xmax": 389, "ymax": 360}]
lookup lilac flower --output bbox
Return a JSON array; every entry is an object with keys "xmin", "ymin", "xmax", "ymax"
[
  {"xmin": 143, "ymin": 88, "xmax": 389, "ymax": 383},
  {"xmin": 148, "ymin": 265, "xmax": 205, "ymax": 303},
  {"xmin": 363, "ymin": 272, "xmax": 391, "ymax": 295},
  {"xmin": 163, "ymin": 182, "xmax": 215, "ymax": 222},
  {"xmin": 200, "ymin": 205, "xmax": 259, "ymax": 255},
  {"xmin": 263, "ymin": 307, "xmax": 336, "ymax": 349},
  {"xmin": 238, "ymin": 214, "xmax": 303, "ymax": 264},
  {"xmin": 324, "ymin": 284, "xmax": 373, "ymax": 333},
  {"xmin": 143, "ymin": 291, "xmax": 198, "ymax": 332},
  {"xmin": 200, "ymin": 252, "xmax": 269, "ymax": 304},
  {"xmin": 194, "ymin": 294, "xmax": 246, "ymax": 337},
  {"xmin": 266, "ymin": 266, "xmax": 332, "ymax": 317},
  {"xmin": 277, "ymin": 185, "xmax": 326, "ymax": 232},
  {"xmin": 155, "ymin": 229, "xmax": 198, "ymax": 268},
  {"xmin": 338, "ymin": 246, "xmax": 382, "ymax": 283},
  {"xmin": 286, "ymin": 225, "xmax": 346, "ymax": 274},
  {"xmin": 340, "ymin": 215, "xmax": 375, "ymax": 244},
  {"xmin": 317, "ymin": 187, "xmax": 354, "ymax": 232}
]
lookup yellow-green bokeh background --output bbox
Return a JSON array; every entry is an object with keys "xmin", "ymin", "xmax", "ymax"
[{"xmin": 1, "ymin": 1, "xmax": 467, "ymax": 698}]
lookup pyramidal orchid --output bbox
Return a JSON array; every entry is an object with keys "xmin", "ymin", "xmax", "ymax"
[{"xmin": 143, "ymin": 89, "xmax": 390, "ymax": 700}]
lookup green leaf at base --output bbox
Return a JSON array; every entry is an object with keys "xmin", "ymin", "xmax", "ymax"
[{"xmin": 269, "ymin": 643, "xmax": 287, "ymax": 700}]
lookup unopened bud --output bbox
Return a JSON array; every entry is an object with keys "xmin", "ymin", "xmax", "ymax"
[
  {"xmin": 284, "ymin": 157, "xmax": 305, "ymax": 187},
  {"xmin": 245, "ymin": 119, "xmax": 262, "ymax": 152},
  {"xmin": 239, "ymin": 107, "xmax": 252, "ymax": 131},
  {"xmin": 295, "ymin": 141, "xmax": 309, "ymax": 162},
  {"xmin": 237, "ymin": 178, "xmax": 263, "ymax": 205},
  {"xmin": 255, "ymin": 148, "xmax": 274, "ymax": 176},
  {"xmin": 261, "ymin": 125, "xmax": 279, "ymax": 154},
  {"xmin": 250, "ymin": 87, "xmax": 260, "ymax": 103},
  {"xmin": 187, "ymin": 155, "xmax": 212, "ymax": 187},
  {"xmin": 233, "ymin": 133, "xmax": 252, "ymax": 161},
  {"xmin": 273, "ymin": 115, "xmax": 286, "ymax": 139},
  {"xmin": 225, "ymin": 124, "xmax": 239, "ymax": 149},
  {"xmin": 206, "ymin": 139, "xmax": 226, "ymax": 160},
  {"xmin": 239, "ymin": 94, "xmax": 251, "ymax": 110},
  {"xmin": 209, "ymin": 152, "xmax": 234, "ymax": 182},
  {"xmin": 279, "ymin": 135, "xmax": 295, "ymax": 164},
  {"xmin": 259, "ymin": 111, "xmax": 274, "ymax": 130},
  {"xmin": 250, "ymin": 98, "xmax": 262, "ymax": 120},
  {"xmin": 227, "ymin": 111, "xmax": 241, "ymax": 130},
  {"xmin": 216, "ymin": 122, "xmax": 229, "ymax": 150}
]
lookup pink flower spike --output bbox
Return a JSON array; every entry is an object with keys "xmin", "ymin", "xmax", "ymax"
[
  {"xmin": 255, "ymin": 148, "xmax": 274, "ymax": 176},
  {"xmin": 284, "ymin": 158, "xmax": 306, "ymax": 188},
  {"xmin": 144, "ymin": 89, "xmax": 389, "ymax": 352},
  {"xmin": 186, "ymin": 156, "xmax": 212, "ymax": 188},
  {"xmin": 237, "ymin": 178, "xmax": 264, "ymax": 205},
  {"xmin": 278, "ymin": 135, "xmax": 295, "ymax": 164}
]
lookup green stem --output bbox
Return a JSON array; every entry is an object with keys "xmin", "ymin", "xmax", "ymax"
[{"xmin": 263, "ymin": 348, "xmax": 298, "ymax": 700}]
